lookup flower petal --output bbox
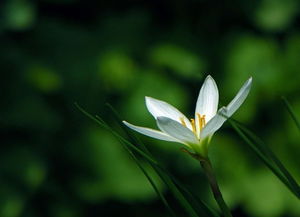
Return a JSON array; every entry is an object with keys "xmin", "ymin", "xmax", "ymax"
[
  {"xmin": 195, "ymin": 75, "xmax": 219, "ymax": 135},
  {"xmin": 226, "ymin": 77, "xmax": 252, "ymax": 117},
  {"xmin": 123, "ymin": 121, "xmax": 179, "ymax": 142},
  {"xmin": 200, "ymin": 78, "xmax": 252, "ymax": 140},
  {"xmin": 156, "ymin": 116, "xmax": 199, "ymax": 145},
  {"xmin": 200, "ymin": 107, "xmax": 228, "ymax": 139},
  {"xmin": 145, "ymin": 96, "xmax": 192, "ymax": 130}
]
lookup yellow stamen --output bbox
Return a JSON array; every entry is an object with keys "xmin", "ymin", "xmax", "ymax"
[
  {"xmin": 190, "ymin": 118, "xmax": 196, "ymax": 133},
  {"xmin": 180, "ymin": 117, "xmax": 187, "ymax": 127},
  {"xmin": 196, "ymin": 113, "xmax": 206, "ymax": 131},
  {"xmin": 197, "ymin": 113, "xmax": 201, "ymax": 130},
  {"xmin": 181, "ymin": 114, "xmax": 206, "ymax": 136}
]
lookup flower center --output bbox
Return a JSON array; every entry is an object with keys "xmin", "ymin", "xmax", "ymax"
[{"xmin": 180, "ymin": 113, "xmax": 206, "ymax": 135}]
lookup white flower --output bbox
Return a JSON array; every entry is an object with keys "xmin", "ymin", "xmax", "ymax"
[{"xmin": 123, "ymin": 75, "xmax": 252, "ymax": 156}]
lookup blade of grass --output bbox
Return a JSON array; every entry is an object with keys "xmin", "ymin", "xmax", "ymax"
[
  {"xmin": 76, "ymin": 103, "xmax": 214, "ymax": 217},
  {"xmin": 228, "ymin": 118, "xmax": 300, "ymax": 199},
  {"xmin": 231, "ymin": 119, "xmax": 300, "ymax": 198},
  {"xmin": 282, "ymin": 96, "xmax": 300, "ymax": 132},
  {"xmin": 148, "ymin": 162, "xmax": 218, "ymax": 217},
  {"xmin": 75, "ymin": 103, "xmax": 177, "ymax": 216},
  {"xmin": 120, "ymin": 139, "xmax": 177, "ymax": 217},
  {"xmin": 163, "ymin": 169, "xmax": 219, "ymax": 217},
  {"xmin": 75, "ymin": 103, "xmax": 160, "ymax": 165},
  {"xmin": 105, "ymin": 104, "xmax": 152, "ymax": 155}
]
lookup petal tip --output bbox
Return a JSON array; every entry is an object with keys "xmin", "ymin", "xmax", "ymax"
[
  {"xmin": 245, "ymin": 77, "xmax": 253, "ymax": 90},
  {"xmin": 145, "ymin": 96, "xmax": 157, "ymax": 104},
  {"xmin": 204, "ymin": 74, "xmax": 217, "ymax": 86},
  {"xmin": 145, "ymin": 96, "xmax": 153, "ymax": 108},
  {"xmin": 205, "ymin": 74, "xmax": 213, "ymax": 81}
]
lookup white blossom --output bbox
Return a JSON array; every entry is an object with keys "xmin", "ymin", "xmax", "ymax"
[{"xmin": 123, "ymin": 75, "xmax": 252, "ymax": 155}]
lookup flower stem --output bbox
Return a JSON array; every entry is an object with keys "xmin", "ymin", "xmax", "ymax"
[{"xmin": 200, "ymin": 158, "xmax": 233, "ymax": 217}]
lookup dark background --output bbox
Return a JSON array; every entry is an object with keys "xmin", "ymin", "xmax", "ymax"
[{"xmin": 1, "ymin": 0, "xmax": 300, "ymax": 216}]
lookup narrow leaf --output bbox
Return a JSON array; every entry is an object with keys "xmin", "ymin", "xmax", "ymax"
[
  {"xmin": 282, "ymin": 96, "xmax": 300, "ymax": 132},
  {"xmin": 120, "ymin": 140, "xmax": 177, "ymax": 217},
  {"xmin": 228, "ymin": 118, "xmax": 300, "ymax": 199},
  {"xmin": 76, "ymin": 103, "xmax": 177, "ymax": 216},
  {"xmin": 76, "ymin": 103, "xmax": 218, "ymax": 217}
]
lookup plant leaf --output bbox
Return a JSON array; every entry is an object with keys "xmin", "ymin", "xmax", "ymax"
[
  {"xmin": 282, "ymin": 96, "xmax": 300, "ymax": 132},
  {"xmin": 75, "ymin": 103, "xmax": 177, "ymax": 216},
  {"xmin": 227, "ymin": 118, "xmax": 300, "ymax": 199},
  {"xmin": 119, "ymin": 139, "xmax": 177, "ymax": 217},
  {"xmin": 76, "ymin": 103, "xmax": 218, "ymax": 217}
]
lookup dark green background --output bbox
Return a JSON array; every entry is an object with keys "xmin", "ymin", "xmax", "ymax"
[{"xmin": 1, "ymin": 0, "xmax": 300, "ymax": 216}]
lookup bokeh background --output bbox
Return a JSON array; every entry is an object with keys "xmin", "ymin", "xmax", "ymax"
[{"xmin": 1, "ymin": 0, "xmax": 300, "ymax": 216}]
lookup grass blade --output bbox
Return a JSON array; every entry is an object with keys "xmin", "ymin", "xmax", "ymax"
[
  {"xmin": 75, "ymin": 102, "xmax": 161, "ymax": 164},
  {"xmin": 119, "ymin": 140, "xmax": 177, "ymax": 217},
  {"xmin": 159, "ymin": 167, "xmax": 219, "ymax": 217},
  {"xmin": 228, "ymin": 118, "xmax": 300, "ymax": 199},
  {"xmin": 76, "ymin": 103, "xmax": 209, "ymax": 216},
  {"xmin": 234, "ymin": 120, "xmax": 300, "ymax": 196},
  {"xmin": 282, "ymin": 96, "xmax": 300, "ymax": 132},
  {"xmin": 76, "ymin": 103, "xmax": 218, "ymax": 217},
  {"xmin": 75, "ymin": 103, "xmax": 177, "ymax": 216}
]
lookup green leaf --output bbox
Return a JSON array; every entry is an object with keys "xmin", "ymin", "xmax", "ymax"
[
  {"xmin": 120, "ymin": 140, "xmax": 177, "ymax": 217},
  {"xmin": 228, "ymin": 118, "xmax": 300, "ymax": 199},
  {"xmin": 75, "ymin": 103, "xmax": 218, "ymax": 217},
  {"xmin": 282, "ymin": 96, "xmax": 300, "ymax": 132},
  {"xmin": 75, "ymin": 103, "xmax": 174, "ymax": 213},
  {"xmin": 75, "ymin": 103, "xmax": 158, "ymax": 165}
]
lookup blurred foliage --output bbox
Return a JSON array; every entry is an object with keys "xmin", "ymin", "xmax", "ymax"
[
  {"xmin": 253, "ymin": 0, "xmax": 299, "ymax": 32},
  {"xmin": 150, "ymin": 44, "xmax": 205, "ymax": 79},
  {"xmin": 1, "ymin": 0, "xmax": 300, "ymax": 217},
  {"xmin": 3, "ymin": 0, "xmax": 36, "ymax": 31}
]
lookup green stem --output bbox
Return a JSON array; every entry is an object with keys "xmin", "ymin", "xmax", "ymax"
[{"xmin": 200, "ymin": 158, "xmax": 233, "ymax": 217}]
